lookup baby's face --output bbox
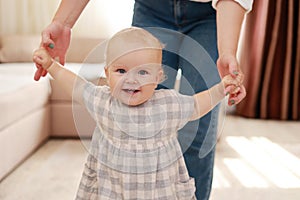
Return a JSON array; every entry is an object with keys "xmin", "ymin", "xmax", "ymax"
[{"xmin": 105, "ymin": 49, "xmax": 162, "ymax": 106}]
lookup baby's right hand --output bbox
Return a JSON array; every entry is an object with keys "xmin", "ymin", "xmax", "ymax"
[{"xmin": 33, "ymin": 48, "xmax": 53, "ymax": 71}]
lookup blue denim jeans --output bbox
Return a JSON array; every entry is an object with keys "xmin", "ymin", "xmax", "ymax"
[{"xmin": 132, "ymin": 1, "xmax": 221, "ymax": 199}]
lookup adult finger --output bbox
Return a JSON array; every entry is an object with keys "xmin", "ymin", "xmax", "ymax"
[
  {"xmin": 228, "ymin": 86, "xmax": 246, "ymax": 105},
  {"xmin": 34, "ymin": 67, "xmax": 43, "ymax": 81},
  {"xmin": 59, "ymin": 54, "xmax": 66, "ymax": 65},
  {"xmin": 41, "ymin": 69, "xmax": 48, "ymax": 77},
  {"xmin": 41, "ymin": 31, "xmax": 54, "ymax": 47}
]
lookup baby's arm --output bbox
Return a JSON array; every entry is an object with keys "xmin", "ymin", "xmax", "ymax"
[
  {"xmin": 190, "ymin": 75, "xmax": 241, "ymax": 120},
  {"xmin": 33, "ymin": 48, "xmax": 87, "ymax": 104}
]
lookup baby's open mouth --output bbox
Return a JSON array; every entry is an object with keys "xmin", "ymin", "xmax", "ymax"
[{"xmin": 123, "ymin": 89, "xmax": 141, "ymax": 94}]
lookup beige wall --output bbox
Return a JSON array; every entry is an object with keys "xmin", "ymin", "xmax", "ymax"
[{"xmin": 0, "ymin": 0, "xmax": 134, "ymax": 38}]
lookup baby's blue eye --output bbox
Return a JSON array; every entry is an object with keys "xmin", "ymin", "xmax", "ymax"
[
  {"xmin": 138, "ymin": 70, "xmax": 149, "ymax": 75},
  {"xmin": 116, "ymin": 69, "xmax": 126, "ymax": 74}
]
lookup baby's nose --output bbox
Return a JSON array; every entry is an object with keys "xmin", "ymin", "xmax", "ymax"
[{"xmin": 125, "ymin": 72, "xmax": 138, "ymax": 84}]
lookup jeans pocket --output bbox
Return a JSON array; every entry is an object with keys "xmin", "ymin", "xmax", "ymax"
[{"xmin": 175, "ymin": 178, "xmax": 196, "ymax": 199}]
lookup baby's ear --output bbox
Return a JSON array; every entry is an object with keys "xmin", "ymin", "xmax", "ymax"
[
  {"xmin": 104, "ymin": 66, "xmax": 110, "ymax": 85},
  {"xmin": 157, "ymin": 69, "xmax": 165, "ymax": 83},
  {"xmin": 104, "ymin": 66, "xmax": 109, "ymax": 78}
]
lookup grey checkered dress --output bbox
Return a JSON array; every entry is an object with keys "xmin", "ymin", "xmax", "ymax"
[{"xmin": 76, "ymin": 83, "xmax": 196, "ymax": 200}]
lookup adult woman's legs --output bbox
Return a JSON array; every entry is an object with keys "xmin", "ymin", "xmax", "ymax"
[{"xmin": 132, "ymin": 1, "xmax": 220, "ymax": 199}]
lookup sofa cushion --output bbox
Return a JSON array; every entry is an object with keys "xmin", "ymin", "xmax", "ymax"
[
  {"xmin": 51, "ymin": 103, "xmax": 95, "ymax": 138},
  {"xmin": 0, "ymin": 63, "xmax": 50, "ymax": 131},
  {"xmin": 49, "ymin": 63, "xmax": 106, "ymax": 138}
]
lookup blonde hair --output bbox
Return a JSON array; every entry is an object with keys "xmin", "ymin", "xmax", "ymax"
[{"xmin": 105, "ymin": 27, "xmax": 164, "ymax": 66}]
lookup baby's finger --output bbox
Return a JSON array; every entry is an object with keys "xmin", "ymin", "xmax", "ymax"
[
  {"xmin": 224, "ymin": 85, "xmax": 237, "ymax": 95},
  {"xmin": 33, "ymin": 55, "xmax": 43, "ymax": 65},
  {"xmin": 224, "ymin": 75, "xmax": 241, "ymax": 87},
  {"xmin": 231, "ymin": 86, "xmax": 241, "ymax": 94},
  {"xmin": 34, "ymin": 61, "xmax": 42, "ymax": 69}
]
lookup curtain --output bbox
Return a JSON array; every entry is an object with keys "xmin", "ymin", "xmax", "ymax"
[
  {"xmin": 0, "ymin": 0, "xmax": 133, "ymax": 38},
  {"xmin": 236, "ymin": 0, "xmax": 300, "ymax": 120}
]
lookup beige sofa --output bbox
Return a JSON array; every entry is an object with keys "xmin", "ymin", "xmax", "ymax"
[{"xmin": 0, "ymin": 35, "xmax": 107, "ymax": 181}]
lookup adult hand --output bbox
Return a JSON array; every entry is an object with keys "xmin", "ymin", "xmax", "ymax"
[
  {"xmin": 34, "ymin": 21, "xmax": 71, "ymax": 81},
  {"xmin": 217, "ymin": 53, "xmax": 242, "ymax": 78},
  {"xmin": 217, "ymin": 53, "xmax": 246, "ymax": 105},
  {"xmin": 224, "ymin": 83, "xmax": 246, "ymax": 106}
]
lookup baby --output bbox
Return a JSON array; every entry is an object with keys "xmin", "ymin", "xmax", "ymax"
[{"xmin": 33, "ymin": 27, "xmax": 242, "ymax": 200}]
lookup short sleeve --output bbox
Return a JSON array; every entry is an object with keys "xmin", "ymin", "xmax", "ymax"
[
  {"xmin": 212, "ymin": 0, "xmax": 253, "ymax": 13},
  {"xmin": 161, "ymin": 90, "xmax": 195, "ymax": 130},
  {"xmin": 82, "ymin": 82, "xmax": 110, "ymax": 120}
]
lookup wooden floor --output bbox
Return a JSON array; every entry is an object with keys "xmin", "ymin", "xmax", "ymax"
[{"xmin": 0, "ymin": 115, "xmax": 299, "ymax": 200}]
